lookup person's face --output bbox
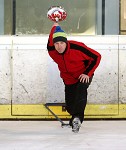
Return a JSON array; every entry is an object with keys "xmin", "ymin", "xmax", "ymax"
[{"xmin": 54, "ymin": 41, "xmax": 67, "ymax": 54}]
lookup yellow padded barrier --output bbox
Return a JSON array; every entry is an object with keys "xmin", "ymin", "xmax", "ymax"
[{"xmin": 0, "ymin": 104, "xmax": 125, "ymax": 119}]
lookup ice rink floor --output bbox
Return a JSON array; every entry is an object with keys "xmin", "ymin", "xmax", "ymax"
[{"xmin": 0, "ymin": 120, "xmax": 126, "ymax": 150}]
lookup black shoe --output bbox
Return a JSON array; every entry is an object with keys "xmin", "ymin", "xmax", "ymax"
[{"xmin": 72, "ymin": 117, "xmax": 81, "ymax": 133}]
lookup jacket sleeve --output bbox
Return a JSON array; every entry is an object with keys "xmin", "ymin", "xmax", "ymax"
[
  {"xmin": 47, "ymin": 26, "xmax": 56, "ymax": 51},
  {"xmin": 82, "ymin": 44, "xmax": 101, "ymax": 77}
]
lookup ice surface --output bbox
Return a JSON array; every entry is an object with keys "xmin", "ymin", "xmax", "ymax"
[{"xmin": 0, "ymin": 121, "xmax": 126, "ymax": 150}]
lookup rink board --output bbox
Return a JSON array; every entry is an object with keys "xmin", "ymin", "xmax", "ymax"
[
  {"xmin": 0, "ymin": 104, "xmax": 126, "ymax": 119},
  {"xmin": 0, "ymin": 36, "xmax": 126, "ymax": 119}
]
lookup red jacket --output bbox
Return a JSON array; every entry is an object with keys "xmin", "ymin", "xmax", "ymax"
[{"xmin": 47, "ymin": 26, "xmax": 101, "ymax": 85}]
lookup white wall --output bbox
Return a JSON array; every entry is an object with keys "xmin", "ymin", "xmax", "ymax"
[{"xmin": 0, "ymin": 35, "xmax": 126, "ymax": 105}]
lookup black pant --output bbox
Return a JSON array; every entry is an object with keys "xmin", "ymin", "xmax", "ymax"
[{"xmin": 65, "ymin": 76, "xmax": 93, "ymax": 124}]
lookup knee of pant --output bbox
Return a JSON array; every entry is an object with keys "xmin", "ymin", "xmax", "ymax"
[{"xmin": 78, "ymin": 82, "xmax": 89, "ymax": 89}]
